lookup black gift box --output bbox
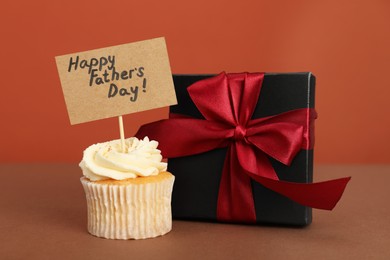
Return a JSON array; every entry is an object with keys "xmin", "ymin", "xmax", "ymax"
[{"xmin": 168, "ymin": 73, "xmax": 315, "ymax": 226}]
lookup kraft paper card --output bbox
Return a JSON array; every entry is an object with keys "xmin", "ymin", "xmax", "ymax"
[{"xmin": 55, "ymin": 37, "xmax": 176, "ymax": 124}]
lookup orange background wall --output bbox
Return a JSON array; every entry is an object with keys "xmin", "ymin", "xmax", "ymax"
[{"xmin": 1, "ymin": 0, "xmax": 389, "ymax": 163}]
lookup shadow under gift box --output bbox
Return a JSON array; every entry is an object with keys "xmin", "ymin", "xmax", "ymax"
[{"xmin": 168, "ymin": 73, "xmax": 315, "ymax": 226}]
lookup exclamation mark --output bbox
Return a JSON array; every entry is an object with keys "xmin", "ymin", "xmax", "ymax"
[{"xmin": 142, "ymin": 78, "xmax": 147, "ymax": 92}]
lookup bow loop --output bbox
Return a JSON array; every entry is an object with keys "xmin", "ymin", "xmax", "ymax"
[
  {"xmin": 188, "ymin": 72, "xmax": 235, "ymax": 125},
  {"xmin": 188, "ymin": 72, "xmax": 265, "ymax": 128},
  {"xmin": 247, "ymin": 122, "xmax": 304, "ymax": 166},
  {"xmin": 227, "ymin": 73, "xmax": 264, "ymax": 126}
]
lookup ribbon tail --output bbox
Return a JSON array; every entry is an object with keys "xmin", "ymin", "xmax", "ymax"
[
  {"xmin": 237, "ymin": 140, "xmax": 351, "ymax": 210},
  {"xmin": 247, "ymin": 173, "xmax": 351, "ymax": 210},
  {"xmin": 217, "ymin": 144, "xmax": 256, "ymax": 223}
]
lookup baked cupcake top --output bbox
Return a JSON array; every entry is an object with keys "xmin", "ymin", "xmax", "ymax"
[{"xmin": 79, "ymin": 136, "xmax": 167, "ymax": 181}]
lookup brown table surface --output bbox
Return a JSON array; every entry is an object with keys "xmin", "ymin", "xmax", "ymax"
[{"xmin": 0, "ymin": 164, "xmax": 389, "ymax": 260}]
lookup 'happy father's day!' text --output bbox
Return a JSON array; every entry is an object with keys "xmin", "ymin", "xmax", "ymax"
[{"xmin": 67, "ymin": 55, "xmax": 146, "ymax": 102}]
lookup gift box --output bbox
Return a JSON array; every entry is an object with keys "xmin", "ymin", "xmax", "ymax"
[
  {"xmin": 169, "ymin": 73, "xmax": 314, "ymax": 226},
  {"xmin": 136, "ymin": 72, "xmax": 350, "ymax": 226}
]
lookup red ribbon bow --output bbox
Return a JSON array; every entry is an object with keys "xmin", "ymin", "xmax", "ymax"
[{"xmin": 136, "ymin": 72, "xmax": 351, "ymax": 223}]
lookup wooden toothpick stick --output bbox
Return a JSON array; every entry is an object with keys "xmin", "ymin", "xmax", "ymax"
[{"xmin": 118, "ymin": 115, "xmax": 125, "ymax": 152}]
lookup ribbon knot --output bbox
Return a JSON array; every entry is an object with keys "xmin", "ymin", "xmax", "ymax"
[
  {"xmin": 136, "ymin": 72, "xmax": 350, "ymax": 223},
  {"xmin": 233, "ymin": 125, "xmax": 247, "ymax": 141}
]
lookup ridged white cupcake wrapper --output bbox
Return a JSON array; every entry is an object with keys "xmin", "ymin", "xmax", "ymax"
[{"xmin": 80, "ymin": 176, "xmax": 174, "ymax": 240}]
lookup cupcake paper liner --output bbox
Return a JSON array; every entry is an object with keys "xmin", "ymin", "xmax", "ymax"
[{"xmin": 80, "ymin": 175, "xmax": 174, "ymax": 240}]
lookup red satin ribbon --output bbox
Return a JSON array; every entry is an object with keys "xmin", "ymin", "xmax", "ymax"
[{"xmin": 136, "ymin": 72, "xmax": 351, "ymax": 223}]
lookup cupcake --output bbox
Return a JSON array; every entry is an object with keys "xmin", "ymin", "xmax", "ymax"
[{"xmin": 79, "ymin": 136, "xmax": 175, "ymax": 240}]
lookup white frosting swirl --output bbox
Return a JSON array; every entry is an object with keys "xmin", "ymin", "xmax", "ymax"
[{"xmin": 79, "ymin": 137, "xmax": 167, "ymax": 181}]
